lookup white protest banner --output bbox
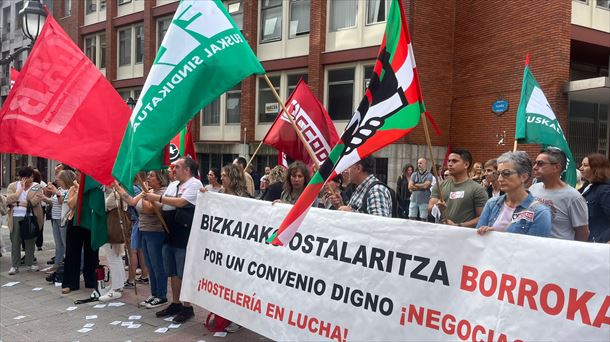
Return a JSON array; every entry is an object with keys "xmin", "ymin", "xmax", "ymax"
[{"xmin": 181, "ymin": 192, "xmax": 610, "ymax": 341}]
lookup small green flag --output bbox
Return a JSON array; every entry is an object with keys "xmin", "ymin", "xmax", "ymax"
[
  {"xmin": 112, "ymin": 0, "xmax": 265, "ymax": 188},
  {"xmin": 515, "ymin": 62, "xmax": 577, "ymax": 186},
  {"xmin": 74, "ymin": 175, "xmax": 107, "ymax": 250}
]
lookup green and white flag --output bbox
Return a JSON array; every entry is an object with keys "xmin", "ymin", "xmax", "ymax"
[
  {"xmin": 113, "ymin": 0, "xmax": 265, "ymax": 188},
  {"xmin": 515, "ymin": 60, "xmax": 576, "ymax": 186}
]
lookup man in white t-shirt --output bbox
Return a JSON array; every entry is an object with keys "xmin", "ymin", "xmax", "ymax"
[
  {"xmin": 529, "ymin": 147, "xmax": 589, "ymax": 241},
  {"xmin": 144, "ymin": 157, "xmax": 202, "ymax": 324}
]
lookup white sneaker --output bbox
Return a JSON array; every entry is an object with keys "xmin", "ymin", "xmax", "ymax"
[
  {"xmin": 8, "ymin": 267, "xmax": 19, "ymax": 275},
  {"xmin": 139, "ymin": 295, "xmax": 154, "ymax": 307},
  {"xmin": 99, "ymin": 290, "xmax": 123, "ymax": 302},
  {"xmin": 30, "ymin": 265, "xmax": 39, "ymax": 272},
  {"xmin": 225, "ymin": 322, "xmax": 242, "ymax": 333}
]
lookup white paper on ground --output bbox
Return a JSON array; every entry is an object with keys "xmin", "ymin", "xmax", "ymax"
[
  {"xmin": 2, "ymin": 282, "xmax": 19, "ymax": 287},
  {"xmin": 168, "ymin": 323, "xmax": 181, "ymax": 329},
  {"xmin": 110, "ymin": 321, "xmax": 121, "ymax": 325},
  {"xmin": 83, "ymin": 323, "xmax": 94, "ymax": 328},
  {"xmin": 77, "ymin": 328, "xmax": 92, "ymax": 333},
  {"xmin": 128, "ymin": 315, "xmax": 141, "ymax": 320},
  {"xmin": 213, "ymin": 332, "xmax": 227, "ymax": 338},
  {"xmin": 155, "ymin": 327, "xmax": 169, "ymax": 333},
  {"xmin": 85, "ymin": 315, "xmax": 97, "ymax": 320},
  {"xmin": 32, "ymin": 287, "xmax": 42, "ymax": 291},
  {"xmin": 66, "ymin": 307, "xmax": 77, "ymax": 311},
  {"xmin": 121, "ymin": 322, "xmax": 133, "ymax": 326},
  {"xmin": 163, "ymin": 316, "xmax": 174, "ymax": 322},
  {"xmin": 13, "ymin": 315, "xmax": 26, "ymax": 320},
  {"xmin": 108, "ymin": 302, "xmax": 125, "ymax": 307},
  {"xmin": 54, "ymin": 282, "xmax": 62, "ymax": 287},
  {"xmin": 93, "ymin": 304, "xmax": 106, "ymax": 308},
  {"xmin": 127, "ymin": 324, "xmax": 141, "ymax": 329}
]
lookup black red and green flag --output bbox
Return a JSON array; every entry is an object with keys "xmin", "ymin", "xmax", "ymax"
[
  {"xmin": 74, "ymin": 174, "xmax": 107, "ymax": 250},
  {"xmin": 268, "ymin": 0, "xmax": 429, "ymax": 245}
]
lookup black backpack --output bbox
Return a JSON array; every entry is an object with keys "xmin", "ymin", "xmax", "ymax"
[{"xmin": 359, "ymin": 181, "xmax": 400, "ymax": 218}]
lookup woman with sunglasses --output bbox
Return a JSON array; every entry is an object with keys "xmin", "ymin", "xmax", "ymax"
[
  {"xmin": 477, "ymin": 151, "xmax": 551, "ymax": 236},
  {"xmin": 579, "ymin": 153, "xmax": 610, "ymax": 243}
]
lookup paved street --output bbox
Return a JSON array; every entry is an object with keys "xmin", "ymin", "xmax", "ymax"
[{"xmin": 0, "ymin": 214, "xmax": 269, "ymax": 342}]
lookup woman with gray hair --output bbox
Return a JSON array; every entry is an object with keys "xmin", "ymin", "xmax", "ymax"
[{"xmin": 476, "ymin": 151, "xmax": 552, "ymax": 236}]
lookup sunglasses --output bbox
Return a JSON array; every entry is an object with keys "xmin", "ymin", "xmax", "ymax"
[{"xmin": 497, "ymin": 170, "xmax": 518, "ymax": 178}]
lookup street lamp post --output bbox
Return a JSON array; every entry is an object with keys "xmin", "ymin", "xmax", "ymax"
[{"xmin": 0, "ymin": 0, "xmax": 47, "ymax": 65}]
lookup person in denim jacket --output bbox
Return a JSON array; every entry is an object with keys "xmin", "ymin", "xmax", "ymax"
[{"xmin": 477, "ymin": 151, "xmax": 551, "ymax": 237}]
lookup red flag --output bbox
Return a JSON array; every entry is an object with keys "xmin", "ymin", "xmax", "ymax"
[
  {"xmin": 0, "ymin": 15, "xmax": 131, "ymax": 185},
  {"xmin": 168, "ymin": 120, "xmax": 197, "ymax": 163},
  {"xmin": 9, "ymin": 67, "xmax": 19, "ymax": 89},
  {"xmin": 263, "ymin": 79, "xmax": 340, "ymax": 167}
]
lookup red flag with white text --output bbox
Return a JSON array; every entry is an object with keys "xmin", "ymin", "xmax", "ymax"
[
  {"xmin": 263, "ymin": 79, "xmax": 340, "ymax": 167},
  {"xmin": 0, "ymin": 15, "xmax": 131, "ymax": 185}
]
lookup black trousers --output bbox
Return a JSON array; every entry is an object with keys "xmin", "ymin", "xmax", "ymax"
[{"xmin": 62, "ymin": 222, "xmax": 99, "ymax": 290}]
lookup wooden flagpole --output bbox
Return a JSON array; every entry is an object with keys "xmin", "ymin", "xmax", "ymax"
[
  {"xmin": 421, "ymin": 112, "xmax": 446, "ymax": 223},
  {"xmin": 263, "ymin": 74, "xmax": 320, "ymax": 168},
  {"xmin": 244, "ymin": 140, "xmax": 264, "ymax": 171},
  {"xmin": 513, "ymin": 140, "xmax": 518, "ymax": 152}
]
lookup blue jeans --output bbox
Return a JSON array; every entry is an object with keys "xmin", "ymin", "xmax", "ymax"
[
  {"xmin": 51, "ymin": 219, "xmax": 67, "ymax": 267},
  {"xmin": 141, "ymin": 231, "xmax": 167, "ymax": 299}
]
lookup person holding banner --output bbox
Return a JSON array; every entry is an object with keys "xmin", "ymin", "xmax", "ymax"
[
  {"xmin": 529, "ymin": 147, "xmax": 589, "ymax": 241},
  {"xmin": 476, "ymin": 151, "xmax": 551, "ymax": 236},
  {"xmin": 144, "ymin": 157, "xmax": 202, "ymax": 324},
  {"xmin": 579, "ymin": 153, "xmax": 610, "ymax": 243}
]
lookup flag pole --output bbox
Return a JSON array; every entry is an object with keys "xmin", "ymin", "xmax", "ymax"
[
  {"xmin": 245, "ymin": 140, "xmax": 264, "ymax": 171},
  {"xmin": 421, "ymin": 112, "xmax": 446, "ymax": 222},
  {"xmin": 263, "ymin": 74, "xmax": 320, "ymax": 168},
  {"xmin": 513, "ymin": 140, "xmax": 518, "ymax": 152},
  {"xmin": 135, "ymin": 174, "xmax": 170, "ymax": 235}
]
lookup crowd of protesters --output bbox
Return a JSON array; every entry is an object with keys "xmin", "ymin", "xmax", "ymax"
[{"xmin": 0, "ymin": 147, "xmax": 608, "ymax": 334}]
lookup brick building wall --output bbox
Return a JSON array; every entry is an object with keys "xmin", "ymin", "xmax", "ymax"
[
  {"xmin": 51, "ymin": 0, "xmax": 574, "ymax": 169},
  {"xmin": 450, "ymin": 0, "xmax": 571, "ymax": 163}
]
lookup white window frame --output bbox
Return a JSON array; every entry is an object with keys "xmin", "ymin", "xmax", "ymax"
[
  {"xmin": 288, "ymin": 0, "xmax": 310, "ymax": 38},
  {"xmin": 365, "ymin": 0, "xmax": 391, "ymax": 26},
  {"xmin": 117, "ymin": 23, "xmax": 144, "ymax": 80},
  {"xmin": 156, "ymin": 16, "xmax": 172, "ymax": 52},
  {"xmin": 255, "ymin": 69, "xmax": 308, "ymax": 126},
  {"xmin": 324, "ymin": 62, "xmax": 375, "ymax": 122},
  {"xmin": 83, "ymin": 32, "xmax": 107, "ymax": 74},
  {"xmin": 84, "ymin": 0, "xmax": 106, "ymax": 25},
  {"xmin": 329, "ymin": 0, "xmax": 358, "ymax": 32},
  {"xmin": 223, "ymin": 0, "xmax": 243, "ymax": 31},
  {"xmin": 596, "ymin": 0, "xmax": 610, "ymax": 9},
  {"xmin": 201, "ymin": 83, "xmax": 243, "ymax": 127},
  {"xmin": 260, "ymin": 0, "xmax": 283, "ymax": 43}
]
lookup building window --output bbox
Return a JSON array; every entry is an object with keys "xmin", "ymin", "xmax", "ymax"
[
  {"xmin": 84, "ymin": 36, "xmax": 96, "ymax": 65},
  {"xmin": 118, "ymin": 0, "xmax": 132, "ymax": 5},
  {"xmin": 261, "ymin": 0, "xmax": 282, "ymax": 43},
  {"xmin": 289, "ymin": 0, "xmax": 310, "ymax": 38},
  {"xmin": 329, "ymin": 0, "xmax": 358, "ymax": 31},
  {"xmin": 135, "ymin": 25, "xmax": 143, "ymax": 64},
  {"xmin": 100, "ymin": 33, "xmax": 106, "ymax": 68},
  {"xmin": 258, "ymin": 75, "xmax": 280, "ymax": 122},
  {"xmin": 118, "ymin": 28, "xmax": 131, "ymax": 66},
  {"xmin": 63, "ymin": 0, "xmax": 72, "ymax": 17},
  {"xmin": 327, "ymin": 68, "xmax": 355, "ymax": 120},
  {"xmin": 203, "ymin": 98, "xmax": 221, "ymax": 125},
  {"xmin": 363, "ymin": 65, "xmax": 374, "ymax": 91},
  {"xmin": 287, "ymin": 73, "xmax": 308, "ymax": 95},
  {"xmin": 2, "ymin": 7, "xmax": 10, "ymax": 35},
  {"xmin": 226, "ymin": 83, "xmax": 242, "ymax": 124},
  {"xmin": 366, "ymin": 0, "xmax": 391, "ymax": 25},
  {"xmin": 15, "ymin": 1, "xmax": 23, "ymax": 30},
  {"xmin": 597, "ymin": 0, "xmax": 610, "ymax": 8},
  {"xmin": 157, "ymin": 17, "xmax": 171, "ymax": 50},
  {"xmin": 86, "ymin": 0, "xmax": 96, "ymax": 14},
  {"xmin": 117, "ymin": 87, "xmax": 142, "ymax": 102},
  {"xmin": 13, "ymin": 51, "xmax": 23, "ymax": 71},
  {"xmin": 224, "ymin": 0, "xmax": 243, "ymax": 30},
  {"xmin": 100, "ymin": 0, "xmax": 106, "ymax": 10}
]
